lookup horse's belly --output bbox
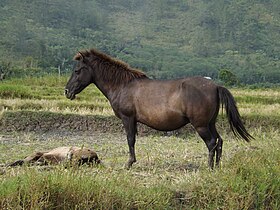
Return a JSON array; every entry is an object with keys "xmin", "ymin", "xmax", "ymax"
[{"xmin": 138, "ymin": 111, "xmax": 188, "ymax": 131}]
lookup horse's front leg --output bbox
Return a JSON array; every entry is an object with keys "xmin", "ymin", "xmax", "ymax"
[
  {"xmin": 122, "ymin": 116, "xmax": 137, "ymax": 168},
  {"xmin": 127, "ymin": 133, "xmax": 136, "ymax": 168}
]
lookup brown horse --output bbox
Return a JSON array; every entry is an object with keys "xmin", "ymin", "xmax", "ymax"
[
  {"xmin": 65, "ymin": 49, "xmax": 253, "ymax": 169},
  {"xmin": 7, "ymin": 146, "xmax": 100, "ymax": 167}
]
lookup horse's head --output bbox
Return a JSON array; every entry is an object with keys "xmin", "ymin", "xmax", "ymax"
[
  {"xmin": 69, "ymin": 148, "xmax": 100, "ymax": 165},
  {"xmin": 65, "ymin": 52, "xmax": 93, "ymax": 100}
]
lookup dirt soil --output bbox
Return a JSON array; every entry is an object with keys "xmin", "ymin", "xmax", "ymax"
[{"xmin": 0, "ymin": 110, "xmax": 192, "ymax": 136}]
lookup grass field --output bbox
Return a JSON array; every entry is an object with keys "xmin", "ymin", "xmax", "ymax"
[{"xmin": 0, "ymin": 76, "xmax": 279, "ymax": 209}]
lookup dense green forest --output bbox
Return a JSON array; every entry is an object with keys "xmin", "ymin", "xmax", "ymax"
[{"xmin": 0, "ymin": 0, "xmax": 279, "ymax": 85}]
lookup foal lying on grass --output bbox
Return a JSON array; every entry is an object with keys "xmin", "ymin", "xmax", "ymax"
[{"xmin": 6, "ymin": 146, "xmax": 100, "ymax": 167}]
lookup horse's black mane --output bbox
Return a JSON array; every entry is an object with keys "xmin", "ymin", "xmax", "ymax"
[{"xmin": 74, "ymin": 49, "xmax": 148, "ymax": 86}]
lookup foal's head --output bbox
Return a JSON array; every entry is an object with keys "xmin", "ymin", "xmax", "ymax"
[{"xmin": 69, "ymin": 148, "xmax": 100, "ymax": 165}]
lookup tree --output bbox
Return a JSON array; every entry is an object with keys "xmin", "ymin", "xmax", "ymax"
[
  {"xmin": 218, "ymin": 69, "xmax": 239, "ymax": 86},
  {"xmin": 0, "ymin": 61, "xmax": 12, "ymax": 80}
]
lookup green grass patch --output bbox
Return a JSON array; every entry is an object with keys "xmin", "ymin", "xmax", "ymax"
[
  {"xmin": 0, "ymin": 76, "xmax": 105, "ymax": 101},
  {"xmin": 2, "ymin": 75, "xmax": 68, "ymax": 87},
  {"xmin": 0, "ymin": 85, "xmax": 39, "ymax": 99},
  {"xmin": 235, "ymin": 95, "xmax": 280, "ymax": 105}
]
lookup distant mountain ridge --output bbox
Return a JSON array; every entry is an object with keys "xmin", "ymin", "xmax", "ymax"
[{"xmin": 0, "ymin": 0, "xmax": 279, "ymax": 84}]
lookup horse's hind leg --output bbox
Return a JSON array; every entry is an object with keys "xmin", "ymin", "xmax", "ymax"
[
  {"xmin": 195, "ymin": 126, "xmax": 217, "ymax": 169},
  {"xmin": 216, "ymin": 136, "xmax": 223, "ymax": 167},
  {"xmin": 209, "ymin": 124, "xmax": 223, "ymax": 167}
]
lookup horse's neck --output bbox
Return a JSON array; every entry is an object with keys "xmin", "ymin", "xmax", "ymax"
[
  {"xmin": 93, "ymin": 76, "xmax": 121, "ymax": 101},
  {"xmin": 92, "ymin": 63, "xmax": 138, "ymax": 101},
  {"xmin": 95, "ymin": 83, "xmax": 112, "ymax": 100}
]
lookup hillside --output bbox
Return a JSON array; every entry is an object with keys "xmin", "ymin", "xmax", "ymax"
[{"xmin": 0, "ymin": 0, "xmax": 279, "ymax": 84}]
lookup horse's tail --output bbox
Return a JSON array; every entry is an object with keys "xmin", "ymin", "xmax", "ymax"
[{"xmin": 217, "ymin": 86, "xmax": 253, "ymax": 142}]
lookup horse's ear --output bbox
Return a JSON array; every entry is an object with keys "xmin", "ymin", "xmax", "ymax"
[
  {"xmin": 78, "ymin": 51, "xmax": 86, "ymax": 61},
  {"xmin": 74, "ymin": 51, "xmax": 86, "ymax": 61},
  {"xmin": 79, "ymin": 51, "xmax": 85, "ymax": 61}
]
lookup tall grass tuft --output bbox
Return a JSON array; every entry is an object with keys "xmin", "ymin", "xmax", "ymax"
[
  {"xmin": 0, "ymin": 168, "xmax": 173, "ymax": 209},
  {"xmin": 176, "ymin": 142, "xmax": 280, "ymax": 209}
]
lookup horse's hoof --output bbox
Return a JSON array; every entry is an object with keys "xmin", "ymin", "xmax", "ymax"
[
  {"xmin": 125, "ymin": 163, "xmax": 132, "ymax": 170},
  {"xmin": 126, "ymin": 160, "xmax": 136, "ymax": 170}
]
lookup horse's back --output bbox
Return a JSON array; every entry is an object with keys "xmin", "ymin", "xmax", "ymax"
[{"xmin": 131, "ymin": 76, "xmax": 218, "ymax": 106}]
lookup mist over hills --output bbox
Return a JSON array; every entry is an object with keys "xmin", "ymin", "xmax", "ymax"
[{"xmin": 0, "ymin": 0, "xmax": 279, "ymax": 84}]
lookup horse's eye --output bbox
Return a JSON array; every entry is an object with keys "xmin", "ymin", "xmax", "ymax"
[{"xmin": 75, "ymin": 69, "xmax": 81, "ymax": 74}]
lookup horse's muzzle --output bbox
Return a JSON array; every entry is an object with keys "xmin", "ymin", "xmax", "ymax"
[{"xmin": 64, "ymin": 89, "xmax": 75, "ymax": 100}]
